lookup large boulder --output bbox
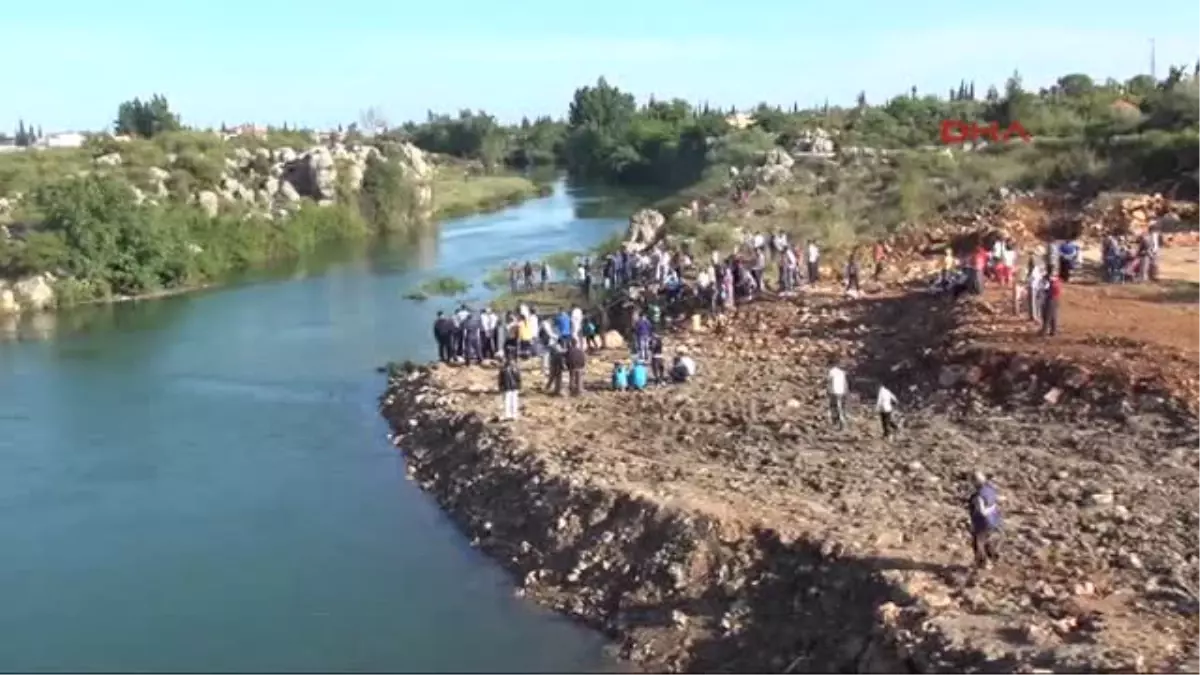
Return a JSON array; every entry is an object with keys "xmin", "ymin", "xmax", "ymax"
[
  {"xmin": 281, "ymin": 146, "xmax": 338, "ymax": 201},
  {"xmin": 624, "ymin": 209, "xmax": 666, "ymax": 252},
  {"xmin": 763, "ymin": 147, "xmax": 795, "ymax": 169},
  {"xmin": 12, "ymin": 273, "xmax": 55, "ymax": 312},
  {"xmin": 196, "ymin": 190, "xmax": 220, "ymax": 217}
]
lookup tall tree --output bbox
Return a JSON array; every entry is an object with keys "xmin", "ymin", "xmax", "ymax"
[{"xmin": 114, "ymin": 94, "xmax": 181, "ymax": 138}]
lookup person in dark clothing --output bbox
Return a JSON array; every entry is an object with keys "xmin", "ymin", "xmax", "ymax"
[
  {"xmin": 967, "ymin": 472, "xmax": 1002, "ymax": 569},
  {"xmin": 540, "ymin": 261, "xmax": 550, "ymax": 291},
  {"xmin": 632, "ymin": 312, "xmax": 653, "ymax": 361},
  {"xmin": 845, "ymin": 251, "xmax": 861, "ymax": 294},
  {"xmin": 1040, "ymin": 274, "xmax": 1062, "ymax": 336},
  {"xmin": 433, "ymin": 311, "xmax": 455, "ymax": 363},
  {"xmin": 565, "ymin": 339, "xmax": 586, "ymax": 396},
  {"xmin": 498, "ymin": 358, "xmax": 521, "ymax": 420},
  {"xmin": 461, "ymin": 311, "xmax": 483, "ymax": 365},
  {"xmin": 545, "ymin": 343, "xmax": 566, "ymax": 395},
  {"xmin": 523, "ymin": 261, "xmax": 534, "ymax": 290},
  {"xmin": 649, "ymin": 334, "xmax": 666, "ymax": 385}
]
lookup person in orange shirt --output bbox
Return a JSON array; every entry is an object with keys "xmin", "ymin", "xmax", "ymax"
[{"xmin": 872, "ymin": 242, "xmax": 887, "ymax": 281}]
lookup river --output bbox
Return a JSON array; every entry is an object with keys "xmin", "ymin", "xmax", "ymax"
[{"xmin": 0, "ymin": 181, "xmax": 637, "ymax": 673}]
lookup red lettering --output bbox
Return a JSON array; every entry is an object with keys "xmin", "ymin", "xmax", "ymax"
[
  {"xmin": 940, "ymin": 119, "xmax": 1033, "ymax": 144},
  {"xmin": 939, "ymin": 120, "xmax": 971, "ymax": 144},
  {"xmin": 999, "ymin": 121, "xmax": 1033, "ymax": 142}
]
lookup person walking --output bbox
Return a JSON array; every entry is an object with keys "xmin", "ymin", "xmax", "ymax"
[
  {"xmin": 827, "ymin": 360, "xmax": 848, "ymax": 430},
  {"xmin": 876, "ymin": 384, "xmax": 898, "ymax": 440},
  {"xmin": 498, "ymin": 357, "xmax": 522, "ymax": 420},
  {"xmin": 967, "ymin": 472, "xmax": 1002, "ymax": 570}
]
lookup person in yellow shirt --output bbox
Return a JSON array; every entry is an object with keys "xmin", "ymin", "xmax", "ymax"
[
  {"xmin": 942, "ymin": 247, "xmax": 956, "ymax": 282},
  {"xmin": 518, "ymin": 311, "xmax": 536, "ymax": 358}
]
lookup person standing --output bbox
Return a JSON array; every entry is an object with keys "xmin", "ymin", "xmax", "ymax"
[
  {"xmin": 806, "ymin": 240, "xmax": 821, "ymax": 284},
  {"xmin": 967, "ymin": 472, "xmax": 1002, "ymax": 570},
  {"xmin": 845, "ymin": 250, "xmax": 861, "ymax": 295},
  {"xmin": 633, "ymin": 312, "xmax": 653, "ymax": 362},
  {"xmin": 432, "ymin": 311, "xmax": 455, "ymax": 363},
  {"xmin": 498, "ymin": 357, "xmax": 522, "ymax": 420},
  {"xmin": 649, "ymin": 333, "xmax": 666, "ymax": 385},
  {"xmin": 1040, "ymin": 274, "xmax": 1062, "ymax": 337},
  {"xmin": 545, "ymin": 342, "xmax": 566, "ymax": 395},
  {"xmin": 876, "ymin": 384, "xmax": 898, "ymax": 440},
  {"xmin": 566, "ymin": 339, "xmax": 587, "ymax": 396},
  {"xmin": 872, "ymin": 241, "xmax": 887, "ymax": 281},
  {"xmin": 828, "ymin": 360, "xmax": 848, "ymax": 430}
]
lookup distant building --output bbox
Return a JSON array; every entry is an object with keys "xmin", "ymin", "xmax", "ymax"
[
  {"xmin": 40, "ymin": 132, "xmax": 86, "ymax": 149},
  {"xmin": 725, "ymin": 113, "xmax": 756, "ymax": 130},
  {"xmin": 231, "ymin": 124, "xmax": 268, "ymax": 138}
]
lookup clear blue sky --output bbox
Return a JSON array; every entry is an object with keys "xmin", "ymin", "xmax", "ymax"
[{"xmin": 4, "ymin": 0, "xmax": 1198, "ymax": 133}]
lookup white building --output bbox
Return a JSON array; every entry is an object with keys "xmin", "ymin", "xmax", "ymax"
[{"xmin": 40, "ymin": 132, "xmax": 86, "ymax": 149}]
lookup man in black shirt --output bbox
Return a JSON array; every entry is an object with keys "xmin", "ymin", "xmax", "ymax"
[
  {"xmin": 432, "ymin": 311, "xmax": 455, "ymax": 363},
  {"xmin": 566, "ymin": 339, "xmax": 587, "ymax": 396}
]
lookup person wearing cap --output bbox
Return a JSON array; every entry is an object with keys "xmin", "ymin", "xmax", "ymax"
[{"xmin": 967, "ymin": 472, "xmax": 1002, "ymax": 569}]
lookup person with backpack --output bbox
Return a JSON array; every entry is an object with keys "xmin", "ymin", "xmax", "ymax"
[{"xmin": 498, "ymin": 357, "xmax": 522, "ymax": 420}]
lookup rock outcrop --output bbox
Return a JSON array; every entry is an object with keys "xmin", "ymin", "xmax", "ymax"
[{"xmin": 623, "ymin": 209, "xmax": 666, "ymax": 252}]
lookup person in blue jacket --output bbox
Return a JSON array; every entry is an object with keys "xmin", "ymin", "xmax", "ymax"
[
  {"xmin": 611, "ymin": 362, "xmax": 628, "ymax": 391},
  {"xmin": 554, "ymin": 308, "xmax": 572, "ymax": 347},
  {"xmin": 630, "ymin": 359, "xmax": 649, "ymax": 391}
]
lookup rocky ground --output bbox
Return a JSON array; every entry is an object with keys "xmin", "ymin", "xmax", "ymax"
[{"xmin": 380, "ymin": 254, "xmax": 1200, "ymax": 672}]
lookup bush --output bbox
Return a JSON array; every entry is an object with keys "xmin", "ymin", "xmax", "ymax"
[{"xmin": 358, "ymin": 155, "xmax": 419, "ymax": 232}]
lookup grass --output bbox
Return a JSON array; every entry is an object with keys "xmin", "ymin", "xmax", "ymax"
[{"xmin": 432, "ymin": 168, "xmax": 550, "ymax": 219}]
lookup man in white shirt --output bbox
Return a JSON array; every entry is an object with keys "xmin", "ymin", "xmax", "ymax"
[
  {"xmin": 876, "ymin": 384, "xmax": 899, "ymax": 440},
  {"xmin": 828, "ymin": 361, "xmax": 848, "ymax": 429},
  {"xmin": 570, "ymin": 305, "xmax": 584, "ymax": 342},
  {"xmin": 807, "ymin": 242, "xmax": 821, "ymax": 284}
]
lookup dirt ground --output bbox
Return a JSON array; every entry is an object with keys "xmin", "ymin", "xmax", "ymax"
[{"xmin": 424, "ymin": 260, "xmax": 1198, "ymax": 672}]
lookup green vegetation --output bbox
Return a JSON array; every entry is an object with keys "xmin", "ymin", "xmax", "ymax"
[
  {"xmin": 0, "ymin": 95, "xmax": 552, "ymax": 309},
  {"xmin": 399, "ymin": 67, "xmax": 1199, "ymax": 197},
  {"xmin": 431, "ymin": 168, "xmax": 551, "ymax": 219},
  {"xmin": 404, "ymin": 275, "xmax": 471, "ymax": 301},
  {"xmin": 114, "ymin": 94, "xmax": 182, "ymax": 138}
]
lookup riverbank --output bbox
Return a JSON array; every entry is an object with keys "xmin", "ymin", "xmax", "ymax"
[
  {"xmin": 380, "ymin": 265, "xmax": 1198, "ymax": 672},
  {"xmin": 0, "ymin": 170, "xmax": 548, "ymax": 317}
]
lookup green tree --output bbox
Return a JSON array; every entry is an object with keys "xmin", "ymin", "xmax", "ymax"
[{"xmin": 114, "ymin": 95, "xmax": 181, "ymax": 138}]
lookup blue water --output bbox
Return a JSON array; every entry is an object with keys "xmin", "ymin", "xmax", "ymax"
[{"xmin": 0, "ymin": 181, "xmax": 629, "ymax": 673}]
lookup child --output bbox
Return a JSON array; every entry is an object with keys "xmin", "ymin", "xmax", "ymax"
[
  {"xmin": 583, "ymin": 315, "xmax": 600, "ymax": 351},
  {"xmin": 611, "ymin": 362, "xmax": 629, "ymax": 391},
  {"xmin": 630, "ymin": 359, "xmax": 649, "ymax": 391}
]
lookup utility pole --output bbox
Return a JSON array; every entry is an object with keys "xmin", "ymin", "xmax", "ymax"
[{"xmin": 1150, "ymin": 38, "xmax": 1156, "ymax": 79}]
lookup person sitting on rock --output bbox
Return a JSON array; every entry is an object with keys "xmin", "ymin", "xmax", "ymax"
[
  {"xmin": 967, "ymin": 471, "xmax": 1002, "ymax": 570},
  {"xmin": 630, "ymin": 359, "xmax": 649, "ymax": 391},
  {"xmin": 671, "ymin": 348, "xmax": 696, "ymax": 383},
  {"xmin": 611, "ymin": 362, "xmax": 629, "ymax": 391}
]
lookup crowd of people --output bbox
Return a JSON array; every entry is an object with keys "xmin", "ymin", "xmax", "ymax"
[{"xmin": 424, "ymin": 218, "xmax": 1176, "ymax": 572}]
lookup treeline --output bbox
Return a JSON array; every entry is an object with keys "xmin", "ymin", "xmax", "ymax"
[
  {"xmin": 397, "ymin": 66, "xmax": 1200, "ymax": 191},
  {"xmin": 2, "ymin": 120, "xmax": 46, "ymax": 147}
]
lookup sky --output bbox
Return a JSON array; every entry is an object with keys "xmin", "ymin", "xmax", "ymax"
[{"xmin": 3, "ymin": 0, "xmax": 1198, "ymax": 133}]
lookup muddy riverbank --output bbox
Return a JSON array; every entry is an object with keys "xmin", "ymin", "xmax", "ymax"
[{"xmin": 380, "ymin": 285, "xmax": 1199, "ymax": 673}]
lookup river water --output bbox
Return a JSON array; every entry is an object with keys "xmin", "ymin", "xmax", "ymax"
[{"xmin": 0, "ymin": 181, "xmax": 635, "ymax": 673}]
